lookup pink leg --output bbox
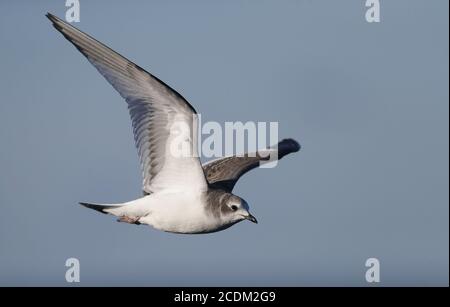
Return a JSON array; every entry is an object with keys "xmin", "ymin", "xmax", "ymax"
[{"xmin": 117, "ymin": 215, "xmax": 141, "ymax": 225}]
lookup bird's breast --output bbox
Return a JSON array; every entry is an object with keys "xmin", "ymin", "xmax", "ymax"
[{"xmin": 138, "ymin": 191, "xmax": 221, "ymax": 234}]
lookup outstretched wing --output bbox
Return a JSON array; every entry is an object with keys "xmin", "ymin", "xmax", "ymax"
[
  {"xmin": 202, "ymin": 139, "xmax": 300, "ymax": 191},
  {"xmin": 47, "ymin": 13, "xmax": 207, "ymax": 194}
]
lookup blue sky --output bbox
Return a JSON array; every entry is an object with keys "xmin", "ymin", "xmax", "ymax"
[{"xmin": 0, "ymin": 0, "xmax": 448, "ymax": 286}]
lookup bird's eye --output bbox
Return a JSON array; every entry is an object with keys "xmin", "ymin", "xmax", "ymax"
[{"xmin": 231, "ymin": 205, "xmax": 238, "ymax": 211}]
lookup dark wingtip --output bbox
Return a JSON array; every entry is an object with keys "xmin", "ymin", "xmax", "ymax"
[
  {"xmin": 277, "ymin": 138, "xmax": 301, "ymax": 159},
  {"xmin": 46, "ymin": 12, "xmax": 65, "ymax": 33},
  {"xmin": 46, "ymin": 12, "xmax": 56, "ymax": 22},
  {"xmin": 280, "ymin": 138, "xmax": 301, "ymax": 152}
]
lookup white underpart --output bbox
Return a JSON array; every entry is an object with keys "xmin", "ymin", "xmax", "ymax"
[{"xmin": 104, "ymin": 191, "xmax": 218, "ymax": 234}]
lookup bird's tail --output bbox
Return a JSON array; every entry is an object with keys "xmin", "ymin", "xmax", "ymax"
[{"xmin": 79, "ymin": 202, "xmax": 126, "ymax": 216}]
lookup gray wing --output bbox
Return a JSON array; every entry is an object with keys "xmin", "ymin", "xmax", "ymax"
[
  {"xmin": 202, "ymin": 139, "xmax": 300, "ymax": 191},
  {"xmin": 48, "ymin": 13, "xmax": 207, "ymax": 194}
]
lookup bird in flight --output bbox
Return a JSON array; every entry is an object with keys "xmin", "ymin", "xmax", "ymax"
[{"xmin": 47, "ymin": 13, "xmax": 300, "ymax": 234}]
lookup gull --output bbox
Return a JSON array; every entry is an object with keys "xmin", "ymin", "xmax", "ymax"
[{"xmin": 47, "ymin": 13, "xmax": 301, "ymax": 234}]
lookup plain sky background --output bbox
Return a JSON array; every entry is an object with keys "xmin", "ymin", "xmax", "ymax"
[{"xmin": 0, "ymin": 0, "xmax": 448, "ymax": 286}]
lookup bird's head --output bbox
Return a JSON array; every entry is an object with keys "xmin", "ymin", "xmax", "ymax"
[{"xmin": 220, "ymin": 194, "xmax": 258, "ymax": 225}]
